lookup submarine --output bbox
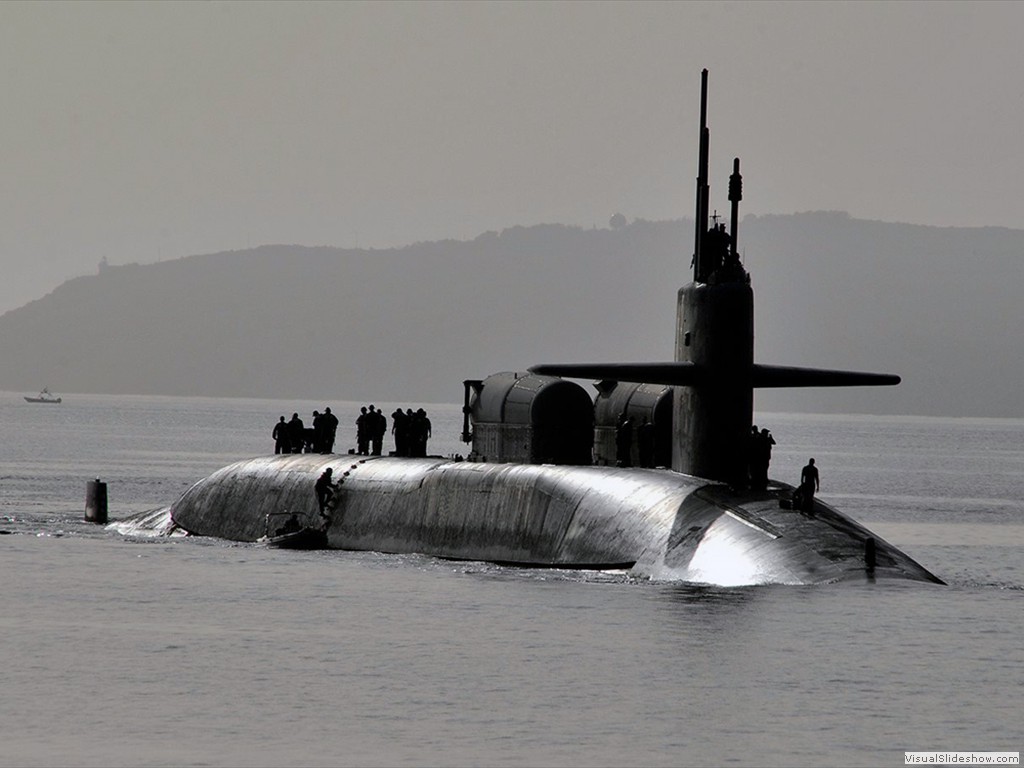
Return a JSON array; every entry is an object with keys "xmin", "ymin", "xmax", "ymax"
[{"xmin": 117, "ymin": 70, "xmax": 942, "ymax": 587}]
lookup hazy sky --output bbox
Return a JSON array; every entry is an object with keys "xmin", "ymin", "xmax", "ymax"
[{"xmin": 3, "ymin": 1, "xmax": 1022, "ymax": 315}]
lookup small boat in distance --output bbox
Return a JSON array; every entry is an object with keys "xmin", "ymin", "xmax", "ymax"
[{"xmin": 24, "ymin": 388, "xmax": 62, "ymax": 404}]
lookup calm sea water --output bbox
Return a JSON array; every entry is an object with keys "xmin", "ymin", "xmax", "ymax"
[{"xmin": 1, "ymin": 391, "xmax": 1022, "ymax": 767}]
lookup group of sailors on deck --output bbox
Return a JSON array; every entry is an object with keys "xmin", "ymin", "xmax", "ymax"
[
  {"xmin": 749, "ymin": 424, "xmax": 820, "ymax": 509},
  {"xmin": 273, "ymin": 408, "xmax": 339, "ymax": 455},
  {"xmin": 354, "ymin": 405, "xmax": 433, "ymax": 457},
  {"xmin": 274, "ymin": 404, "xmax": 432, "ymax": 458},
  {"xmin": 748, "ymin": 425, "xmax": 776, "ymax": 490}
]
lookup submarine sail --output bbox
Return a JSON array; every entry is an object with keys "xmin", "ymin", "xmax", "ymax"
[
  {"xmin": 532, "ymin": 69, "xmax": 900, "ymax": 487},
  {"xmin": 116, "ymin": 70, "xmax": 942, "ymax": 587}
]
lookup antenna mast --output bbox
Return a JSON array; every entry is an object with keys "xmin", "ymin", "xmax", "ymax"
[
  {"xmin": 693, "ymin": 69, "xmax": 710, "ymax": 282},
  {"xmin": 729, "ymin": 157, "xmax": 742, "ymax": 261}
]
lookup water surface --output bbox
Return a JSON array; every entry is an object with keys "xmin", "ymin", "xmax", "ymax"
[{"xmin": 1, "ymin": 393, "xmax": 1021, "ymax": 766}]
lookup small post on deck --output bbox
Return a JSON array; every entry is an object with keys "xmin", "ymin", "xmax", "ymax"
[
  {"xmin": 865, "ymin": 537, "xmax": 877, "ymax": 573},
  {"xmin": 85, "ymin": 478, "xmax": 108, "ymax": 524}
]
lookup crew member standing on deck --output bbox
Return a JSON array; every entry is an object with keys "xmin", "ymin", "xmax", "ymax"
[
  {"xmin": 757, "ymin": 428, "xmax": 776, "ymax": 490},
  {"xmin": 356, "ymin": 407, "xmax": 370, "ymax": 456},
  {"xmin": 392, "ymin": 408, "xmax": 408, "ymax": 456},
  {"xmin": 405, "ymin": 408, "xmax": 418, "ymax": 456},
  {"xmin": 312, "ymin": 410, "xmax": 325, "ymax": 453},
  {"xmin": 322, "ymin": 407, "xmax": 339, "ymax": 454},
  {"xmin": 798, "ymin": 458, "xmax": 820, "ymax": 511},
  {"xmin": 287, "ymin": 412, "xmax": 305, "ymax": 454},
  {"xmin": 409, "ymin": 409, "xmax": 425, "ymax": 457},
  {"xmin": 415, "ymin": 408, "xmax": 431, "ymax": 457},
  {"xmin": 369, "ymin": 405, "xmax": 386, "ymax": 456},
  {"xmin": 273, "ymin": 416, "xmax": 289, "ymax": 454}
]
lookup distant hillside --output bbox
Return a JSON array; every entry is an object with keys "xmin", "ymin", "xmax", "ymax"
[{"xmin": 2, "ymin": 213, "xmax": 1022, "ymax": 417}]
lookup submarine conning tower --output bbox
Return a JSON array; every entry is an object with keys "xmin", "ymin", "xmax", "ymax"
[
  {"xmin": 675, "ymin": 69, "xmax": 753, "ymax": 484},
  {"xmin": 530, "ymin": 68, "xmax": 900, "ymax": 488}
]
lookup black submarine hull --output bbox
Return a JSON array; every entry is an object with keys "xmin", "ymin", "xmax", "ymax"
[{"xmin": 155, "ymin": 454, "xmax": 941, "ymax": 586}]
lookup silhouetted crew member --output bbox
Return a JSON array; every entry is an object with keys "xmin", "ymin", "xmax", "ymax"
[
  {"xmin": 409, "ymin": 408, "xmax": 431, "ymax": 457},
  {"xmin": 748, "ymin": 427, "xmax": 775, "ymax": 490},
  {"xmin": 322, "ymin": 407, "xmax": 339, "ymax": 454},
  {"xmin": 273, "ymin": 416, "xmax": 290, "ymax": 454},
  {"xmin": 368, "ymin": 405, "xmax": 386, "ymax": 456},
  {"xmin": 312, "ymin": 410, "xmax": 325, "ymax": 453},
  {"xmin": 287, "ymin": 413, "xmax": 305, "ymax": 454},
  {"xmin": 392, "ymin": 408, "xmax": 408, "ymax": 456},
  {"xmin": 758, "ymin": 428, "xmax": 776, "ymax": 490},
  {"xmin": 637, "ymin": 419, "xmax": 655, "ymax": 468},
  {"xmin": 405, "ymin": 408, "xmax": 417, "ymax": 456},
  {"xmin": 315, "ymin": 467, "xmax": 339, "ymax": 519},
  {"xmin": 356, "ymin": 407, "xmax": 370, "ymax": 456},
  {"xmin": 615, "ymin": 414, "xmax": 634, "ymax": 468},
  {"xmin": 420, "ymin": 409, "xmax": 431, "ymax": 455},
  {"xmin": 798, "ymin": 458, "xmax": 820, "ymax": 511},
  {"xmin": 405, "ymin": 408, "xmax": 417, "ymax": 457}
]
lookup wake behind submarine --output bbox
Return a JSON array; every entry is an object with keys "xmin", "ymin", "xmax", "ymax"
[{"xmin": 123, "ymin": 70, "xmax": 942, "ymax": 586}]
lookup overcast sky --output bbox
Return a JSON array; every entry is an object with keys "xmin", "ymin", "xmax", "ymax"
[{"xmin": 2, "ymin": 0, "xmax": 1021, "ymax": 315}]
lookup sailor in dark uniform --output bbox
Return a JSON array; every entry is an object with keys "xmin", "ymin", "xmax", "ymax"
[
  {"xmin": 312, "ymin": 410, "xmax": 325, "ymax": 453},
  {"xmin": 287, "ymin": 413, "xmax": 305, "ymax": 454},
  {"xmin": 369, "ymin": 405, "xmax": 386, "ymax": 456},
  {"xmin": 797, "ymin": 458, "xmax": 820, "ymax": 511},
  {"xmin": 315, "ymin": 468, "xmax": 339, "ymax": 526},
  {"xmin": 273, "ymin": 416, "xmax": 290, "ymax": 454},
  {"xmin": 356, "ymin": 407, "xmax": 370, "ymax": 455},
  {"xmin": 392, "ymin": 408, "xmax": 408, "ymax": 456},
  {"xmin": 322, "ymin": 407, "xmax": 339, "ymax": 454}
]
